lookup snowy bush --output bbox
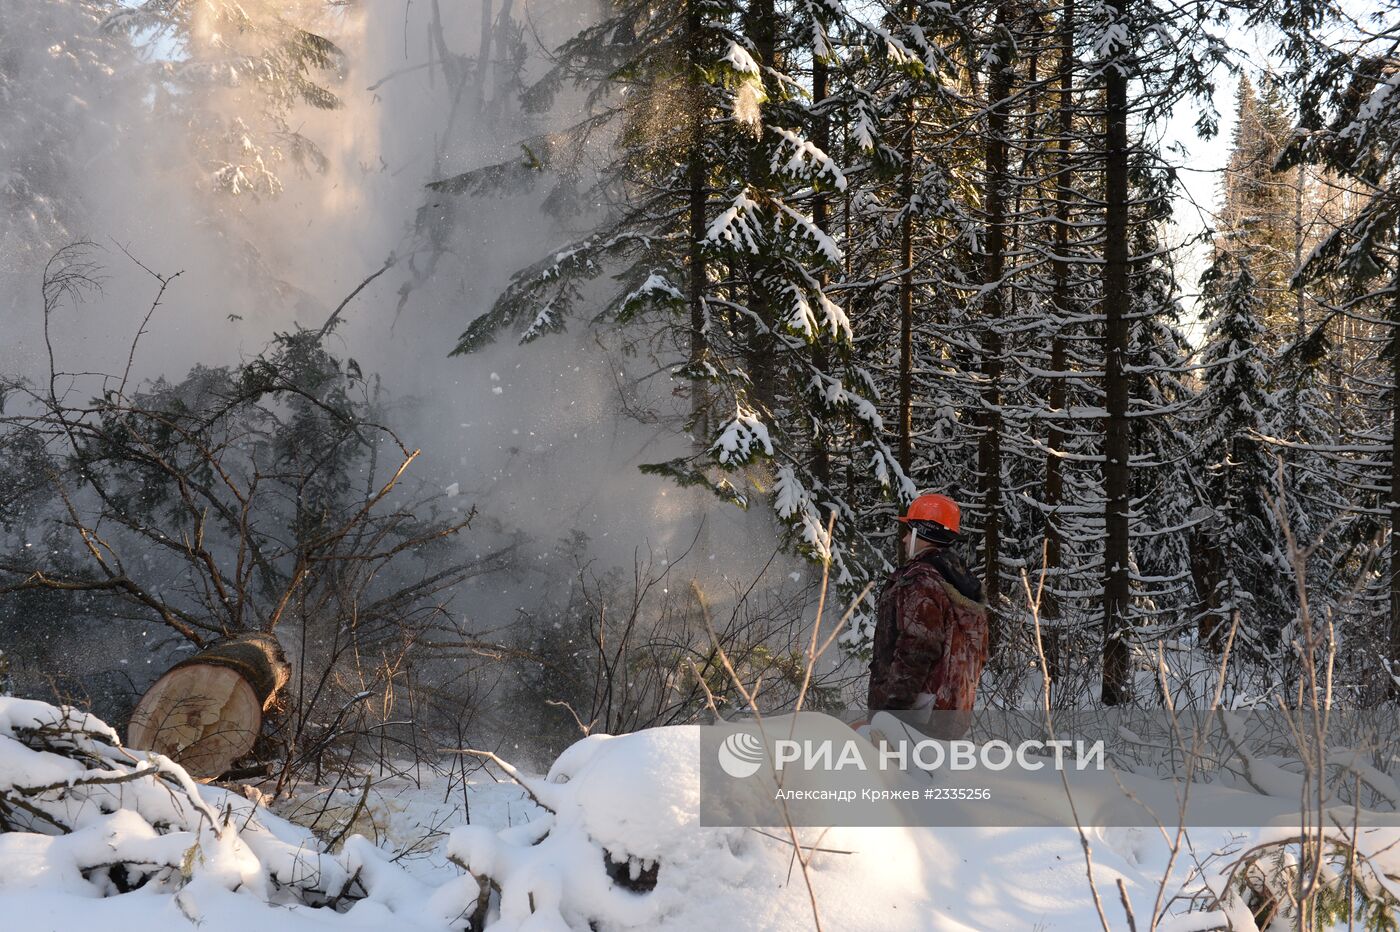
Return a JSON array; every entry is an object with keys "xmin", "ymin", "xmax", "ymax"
[{"xmin": 1185, "ymin": 829, "xmax": 1400, "ymax": 932}]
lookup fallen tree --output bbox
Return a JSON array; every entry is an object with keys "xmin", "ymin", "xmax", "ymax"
[
  {"xmin": 127, "ymin": 633, "xmax": 290, "ymax": 779},
  {"xmin": 0, "ymin": 248, "xmax": 514, "ymax": 788}
]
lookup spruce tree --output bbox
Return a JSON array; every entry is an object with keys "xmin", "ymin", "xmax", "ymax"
[
  {"xmin": 1219, "ymin": 75, "xmax": 1299, "ymax": 341},
  {"xmin": 440, "ymin": 0, "xmax": 917, "ymax": 612},
  {"xmin": 1194, "ymin": 257, "xmax": 1289, "ymax": 656},
  {"xmin": 0, "ymin": 0, "xmax": 133, "ymax": 262},
  {"xmin": 1275, "ymin": 13, "xmax": 1400, "ymax": 694}
]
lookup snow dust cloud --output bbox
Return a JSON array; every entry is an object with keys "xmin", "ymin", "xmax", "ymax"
[{"xmin": 0, "ymin": 0, "xmax": 813, "ymax": 724}]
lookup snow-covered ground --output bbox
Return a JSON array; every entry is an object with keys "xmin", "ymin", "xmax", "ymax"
[{"xmin": 1, "ymin": 697, "xmax": 1391, "ymax": 931}]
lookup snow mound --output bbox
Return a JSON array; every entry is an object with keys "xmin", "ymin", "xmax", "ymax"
[
  {"xmin": 448, "ymin": 725, "xmax": 934, "ymax": 931},
  {"xmin": 0, "ymin": 696, "xmax": 474, "ymax": 931},
  {"xmin": 11, "ymin": 696, "xmax": 1394, "ymax": 930}
]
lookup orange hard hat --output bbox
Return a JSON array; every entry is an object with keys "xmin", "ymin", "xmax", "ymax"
[{"xmin": 897, "ymin": 493, "xmax": 960, "ymax": 534}]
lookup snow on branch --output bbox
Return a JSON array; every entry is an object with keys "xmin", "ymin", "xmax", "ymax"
[
  {"xmin": 769, "ymin": 127, "xmax": 848, "ymax": 192},
  {"xmin": 710, "ymin": 407, "xmax": 774, "ymax": 466},
  {"xmin": 706, "ymin": 190, "xmax": 765, "ymax": 254}
]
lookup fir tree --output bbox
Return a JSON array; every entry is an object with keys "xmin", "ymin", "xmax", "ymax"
[
  {"xmin": 1219, "ymin": 75, "xmax": 1299, "ymax": 341},
  {"xmin": 439, "ymin": 0, "xmax": 919, "ymax": 614},
  {"xmin": 0, "ymin": 0, "xmax": 133, "ymax": 262},
  {"xmin": 1274, "ymin": 6, "xmax": 1399, "ymax": 694},
  {"xmin": 1194, "ymin": 257, "xmax": 1290, "ymax": 656},
  {"xmin": 102, "ymin": 0, "xmax": 348, "ymax": 199}
]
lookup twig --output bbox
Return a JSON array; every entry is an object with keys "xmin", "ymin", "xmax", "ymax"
[
  {"xmin": 318, "ymin": 256, "xmax": 396, "ymax": 338},
  {"xmin": 1117, "ymin": 877, "xmax": 1139, "ymax": 932},
  {"xmin": 441, "ymin": 748, "xmax": 551, "ymax": 811},
  {"xmin": 1022, "ymin": 562, "xmax": 1112, "ymax": 932},
  {"xmin": 325, "ymin": 774, "xmax": 374, "ymax": 851}
]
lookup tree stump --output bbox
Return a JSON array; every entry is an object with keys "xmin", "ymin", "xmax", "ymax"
[{"xmin": 127, "ymin": 633, "xmax": 290, "ymax": 780}]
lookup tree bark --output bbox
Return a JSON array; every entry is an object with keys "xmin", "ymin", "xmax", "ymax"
[
  {"xmin": 491, "ymin": 0, "xmax": 516, "ymax": 102},
  {"xmin": 127, "ymin": 633, "xmax": 290, "ymax": 780},
  {"xmin": 897, "ymin": 91, "xmax": 915, "ymax": 479},
  {"xmin": 1101, "ymin": 0, "xmax": 1133, "ymax": 705},
  {"xmin": 1389, "ymin": 238, "xmax": 1400, "ymax": 690},
  {"xmin": 475, "ymin": 0, "xmax": 493, "ymax": 107},
  {"xmin": 979, "ymin": 3, "xmax": 1013, "ymax": 621},
  {"xmin": 1043, "ymin": 0, "xmax": 1075, "ymax": 651},
  {"xmin": 687, "ymin": 0, "xmax": 709, "ymax": 450},
  {"xmin": 172, "ymin": 633, "xmax": 290, "ymax": 705},
  {"xmin": 742, "ymin": 0, "xmax": 778, "ymax": 412},
  {"xmin": 812, "ymin": 34, "xmax": 833, "ymax": 496}
]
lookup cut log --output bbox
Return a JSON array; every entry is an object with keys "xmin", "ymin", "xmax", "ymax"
[{"xmin": 127, "ymin": 633, "xmax": 289, "ymax": 780}]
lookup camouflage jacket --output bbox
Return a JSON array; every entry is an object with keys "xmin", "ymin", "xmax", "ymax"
[{"xmin": 867, "ymin": 549, "xmax": 989, "ymax": 713}]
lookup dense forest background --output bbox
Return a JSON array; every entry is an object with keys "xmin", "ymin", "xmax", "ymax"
[{"xmin": 0, "ymin": 0, "xmax": 1397, "ymax": 768}]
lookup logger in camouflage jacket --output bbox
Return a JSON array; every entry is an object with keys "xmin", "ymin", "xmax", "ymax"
[{"xmin": 868, "ymin": 494, "xmax": 989, "ymax": 725}]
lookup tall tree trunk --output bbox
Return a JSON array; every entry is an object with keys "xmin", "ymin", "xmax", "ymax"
[
  {"xmin": 1389, "ymin": 240, "xmax": 1400, "ymax": 690},
  {"xmin": 1294, "ymin": 166, "xmax": 1308, "ymax": 354},
  {"xmin": 897, "ymin": 90, "xmax": 915, "ymax": 479},
  {"xmin": 812, "ymin": 37, "xmax": 833, "ymax": 496},
  {"xmin": 489, "ymin": 0, "xmax": 516, "ymax": 113},
  {"xmin": 1043, "ymin": 0, "xmax": 1075, "ymax": 668},
  {"xmin": 1100, "ymin": 0, "xmax": 1133, "ymax": 705},
  {"xmin": 473, "ymin": 0, "xmax": 492, "ymax": 107},
  {"xmin": 742, "ymin": 0, "xmax": 778, "ymax": 412},
  {"xmin": 979, "ymin": 4, "xmax": 1013, "ymax": 619},
  {"xmin": 686, "ymin": 0, "xmax": 709, "ymax": 450}
]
